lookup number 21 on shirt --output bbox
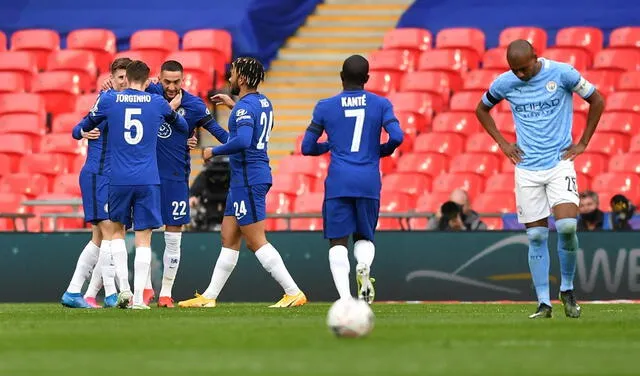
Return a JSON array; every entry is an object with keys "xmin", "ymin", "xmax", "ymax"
[
  {"xmin": 344, "ymin": 109, "xmax": 365, "ymax": 152},
  {"xmin": 256, "ymin": 110, "xmax": 273, "ymax": 150}
]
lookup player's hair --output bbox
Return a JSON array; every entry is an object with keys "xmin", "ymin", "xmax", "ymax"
[
  {"xmin": 161, "ymin": 60, "xmax": 184, "ymax": 73},
  {"xmin": 126, "ymin": 60, "xmax": 150, "ymax": 83},
  {"xmin": 110, "ymin": 57, "xmax": 133, "ymax": 74},
  {"xmin": 579, "ymin": 190, "xmax": 599, "ymax": 205},
  {"xmin": 341, "ymin": 55, "xmax": 369, "ymax": 86},
  {"xmin": 232, "ymin": 57, "xmax": 264, "ymax": 88}
]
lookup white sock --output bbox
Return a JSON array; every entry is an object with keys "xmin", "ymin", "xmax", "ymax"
[
  {"xmin": 354, "ymin": 240, "xmax": 375, "ymax": 269},
  {"xmin": 99, "ymin": 240, "xmax": 117, "ymax": 297},
  {"xmin": 160, "ymin": 232, "xmax": 182, "ymax": 297},
  {"xmin": 329, "ymin": 245, "xmax": 351, "ymax": 300},
  {"xmin": 202, "ymin": 247, "xmax": 239, "ymax": 299},
  {"xmin": 133, "ymin": 247, "xmax": 152, "ymax": 306},
  {"xmin": 111, "ymin": 238, "xmax": 130, "ymax": 292},
  {"xmin": 85, "ymin": 240, "xmax": 108, "ymax": 298},
  {"xmin": 67, "ymin": 241, "xmax": 100, "ymax": 293},
  {"xmin": 255, "ymin": 243, "xmax": 300, "ymax": 296},
  {"xmin": 146, "ymin": 270, "xmax": 153, "ymax": 290}
]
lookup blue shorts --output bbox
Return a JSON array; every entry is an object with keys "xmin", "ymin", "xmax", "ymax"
[
  {"xmin": 322, "ymin": 197, "xmax": 380, "ymax": 241},
  {"xmin": 160, "ymin": 179, "xmax": 190, "ymax": 226},
  {"xmin": 79, "ymin": 170, "xmax": 109, "ymax": 224},
  {"xmin": 109, "ymin": 185, "xmax": 162, "ymax": 231},
  {"xmin": 224, "ymin": 184, "xmax": 270, "ymax": 226}
]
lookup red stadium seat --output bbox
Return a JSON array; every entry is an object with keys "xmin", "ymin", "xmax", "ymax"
[
  {"xmin": 20, "ymin": 153, "xmax": 68, "ymax": 189},
  {"xmin": 271, "ymin": 173, "xmax": 314, "ymax": 197},
  {"xmin": 608, "ymin": 153, "xmax": 640, "ymax": 174},
  {"xmin": 572, "ymin": 95, "xmax": 591, "ymax": 115},
  {"xmin": 582, "ymin": 70, "xmax": 621, "ymax": 96},
  {"xmin": 629, "ymin": 134, "xmax": 640, "ymax": 153},
  {"xmin": 473, "ymin": 193, "xmax": 516, "ymax": 213},
  {"xmin": 265, "ymin": 192, "xmax": 292, "ymax": 231},
  {"xmin": 0, "ymin": 32, "xmax": 5, "ymax": 51},
  {"xmin": 166, "ymin": 51, "xmax": 219, "ymax": 91},
  {"xmin": 432, "ymin": 111, "xmax": 481, "ymax": 135},
  {"xmin": 586, "ymin": 131, "xmax": 629, "ymax": 155},
  {"xmin": 382, "ymin": 28, "xmax": 432, "ymax": 52},
  {"xmin": 396, "ymin": 152, "xmax": 449, "ymax": 177},
  {"xmin": 277, "ymin": 155, "xmax": 328, "ymax": 179},
  {"xmin": 485, "ymin": 173, "xmax": 515, "ymax": 193},
  {"xmin": 598, "ymin": 112, "xmax": 640, "ymax": 135},
  {"xmin": 75, "ymin": 93, "xmax": 99, "ymax": 113},
  {"xmin": 463, "ymin": 69, "xmax": 500, "ymax": 91},
  {"xmin": 71, "ymin": 154, "xmax": 85, "ymax": 173},
  {"xmin": 618, "ymin": 71, "xmax": 640, "ymax": 91},
  {"xmin": 543, "ymin": 47, "xmax": 591, "ymax": 71},
  {"xmin": 400, "ymin": 71, "xmax": 451, "ymax": 105},
  {"xmin": 502, "ymin": 157, "xmax": 515, "ymax": 173},
  {"xmin": 0, "ymin": 113, "xmax": 46, "ymax": 151},
  {"xmin": 114, "ymin": 50, "xmax": 164, "ymax": 76},
  {"xmin": 592, "ymin": 172, "xmax": 640, "ymax": 203},
  {"xmin": 290, "ymin": 193, "xmax": 324, "ymax": 231},
  {"xmin": 0, "ymin": 93, "xmax": 45, "ymax": 116},
  {"xmin": 482, "ymin": 47, "xmax": 508, "ymax": 70},
  {"xmin": 67, "ymin": 29, "xmax": 117, "ymax": 73},
  {"xmin": 499, "ymin": 27, "xmax": 547, "ymax": 54},
  {"xmin": 378, "ymin": 191, "xmax": 415, "ymax": 230},
  {"xmin": 555, "ymin": 27, "xmax": 604, "ymax": 58},
  {"xmin": 30, "ymin": 193, "xmax": 84, "ymax": 232},
  {"xmin": 0, "ymin": 72, "xmax": 25, "ymax": 93},
  {"xmin": 0, "ymin": 173, "xmax": 49, "ymax": 198},
  {"xmin": 31, "ymin": 72, "xmax": 82, "ymax": 115},
  {"xmin": 465, "ymin": 132, "xmax": 515, "ymax": 154},
  {"xmin": 387, "ymin": 92, "xmax": 437, "ymax": 120},
  {"xmin": 0, "ymin": 192, "xmax": 28, "ymax": 231},
  {"xmin": 493, "ymin": 112, "xmax": 516, "ymax": 137},
  {"xmin": 606, "ymin": 92, "xmax": 640, "ymax": 113},
  {"xmin": 40, "ymin": 134, "xmax": 87, "ymax": 156},
  {"xmin": 571, "ymin": 112, "xmax": 587, "ymax": 141},
  {"xmin": 573, "ymin": 152, "xmax": 609, "ymax": 178},
  {"xmin": 53, "ymin": 173, "xmax": 81, "ymax": 196},
  {"xmin": 380, "ymin": 151, "xmax": 400, "ymax": 175},
  {"xmin": 0, "ymin": 154, "xmax": 13, "ymax": 176},
  {"xmin": 130, "ymin": 29, "xmax": 179, "ymax": 55},
  {"xmin": 593, "ymin": 49, "xmax": 640, "ymax": 72},
  {"xmin": 414, "ymin": 132, "xmax": 465, "ymax": 155},
  {"xmin": 52, "ymin": 112, "xmax": 85, "ymax": 134},
  {"xmin": 294, "ymin": 133, "xmax": 327, "ymax": 155},
  {"xmin": 381, "ymin": 126, "xmax": 415, "ymax": 154},
  {"xmin": 449, "ymin": 153, "xmax": 500, "ymax": 178},
  {"xmin": 396, "ymin": 111, "xmax": 429, "ymax": 133},
  {"xmin": 577, "ymin": 172, "xmax": 591, "ymax": 192},
  {"xmin": 448, "ymin": 92, "xmax": 482, "ymax": 112},
  {"xmin": 435, "ymin": 28, "xmax": 486, "ymax": 59},
  {"xmin": 381, "ymin": 172, "xmax": 432, "ymax": 197},
  {"xmin": 0, "ymin": 52, "xmax": 38, "ymax": 91},
  {"xmin": 433, "ymin": 172, "xmax": 484, "ymax": 200},
  {"xmin": 10, "ymin": 29, "xmax": 60, "ymax": 70},
  {"xmin": 0, "ymin": 134, "xmax": 32, "ymax": 171},
  {"xmin": 47, "ymin": 50, "xmax": 98, "ymax": 92},
  {"xmin": 364, "ymin": 70, "xmax": 399, "ymax": 96},
  {"xmin": 183, "ymin": 29, "xmax": 232, "ymax": 64},
  {"xmin": 609, "ymin": 27, "xmax": 640, "ymax": 48},
  {"xmin": 418, "ymin": 49, "xmax": 480, "ymax": 91},
  {"xmin": 369, "ymin": 49, "xmax": 417, "ymax": 73}
]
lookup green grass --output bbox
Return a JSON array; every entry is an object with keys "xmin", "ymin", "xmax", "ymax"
[{"xmin": 1, "ymin": 303, "xmax": 639, "ymax": 375}]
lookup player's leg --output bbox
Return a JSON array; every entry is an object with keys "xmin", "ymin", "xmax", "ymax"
[
  {"xmin": 548, "ymin": 160, "xmax": 581, "ymax": 318},
  {"xmin": 353, "ymin": 198, "xmax": 380, "ymax": 304},
  {"xmin": 130, "ymin": 185, "xmax": 163, "ymax": 309},
  {"xmin": 238, "ymin": 185, "xmax": 305, "ymax": 307},
  {"xmin": 107, "ymin": 185, "xmax": 134, "ymax": 307},
  {"xmin": 516, "ymin": 167, "xmax": 553, "ymax": 319},
  {"xmin": 179, "ymin": 193, "xmax": 240, "ymax": 308},
  {"xmin": 323, "ymin": 197, "xmax": 355, "ymax": 300},
  {"xmin": 82, "ymin": 225, "xmax": 103, "ymax": 308},
  {"xmin": 95, "ymin": 220, "xmax": 119, "ymax": 308}
]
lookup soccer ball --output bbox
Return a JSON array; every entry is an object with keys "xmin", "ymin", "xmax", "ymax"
[{"xmin": 326, "ymin": 298, "xmax": 374, "ymax": 338}]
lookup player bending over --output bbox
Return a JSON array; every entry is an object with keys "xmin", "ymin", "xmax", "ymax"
[
  {"xmin": 178, "ymin": 57, "xmax": 306, "ymax": 308},
  {"xmin": 475, "ymin": 40, "xmax": 604, "ymax": 319},
  {"xmin": 61, "ymin": 57, "xmax": 132, "ymax": 309},
  {"xmin": 82, "ymin": 60, "xmax": 188, "ymax": 309},
  {"xmin": 301, "ymin": 55, "xmax": 403, "ymax": 304}
]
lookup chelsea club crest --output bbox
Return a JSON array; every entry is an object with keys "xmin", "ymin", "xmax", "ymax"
[
  {"xmin": 158, "ymin": 122, "xmax": 172, "ymax": 138},
  {"xmin": 177, "ymin": 107, "xmax": 186, "ymax": 116}
]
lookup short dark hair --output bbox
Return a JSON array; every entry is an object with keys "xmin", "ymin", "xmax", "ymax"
[
  {"xmin": 232, "ymin": 57, "xmax": 264, "ymax": 88},
  {"xmin": 161, "ymin": 60, "xmax": 184, "ymax": 73},
  {"xmin": 110, "ymin": 57, "xmax": 132, "ymax": 74},
  {"xmin": 341, "ymin": 55, "xmax": 369, "ymax": 86},
  {"xmin": 126, "ymin": 60, "xmax": 150, "ymax": 84}
]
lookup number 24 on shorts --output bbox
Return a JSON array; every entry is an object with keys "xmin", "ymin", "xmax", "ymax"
[{"xmin": 234, "ymin": 200, "xmax": 247, "ymax": 219}]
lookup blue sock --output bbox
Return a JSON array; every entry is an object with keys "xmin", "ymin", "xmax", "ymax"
[
  {"xmin": 526, "ymin": 226, "xmax": 550, "ymax": 306},
  {"xmin": 556, "ymin": 218, "xmax": 578, "ymax": 292}
]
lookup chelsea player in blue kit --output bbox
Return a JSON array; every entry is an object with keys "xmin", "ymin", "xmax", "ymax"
[
  {"xmin": 178, "ymin": 57, "xmax": 306, "ymax": 308},
  {"xmin": 60, "ymin": 57, "xmax": 132, "ymax": 309},
  {"xmin": 301, "ymin": 55, "xmax": 403, "ymax": 304},
  {"xmin": 82, "ymin": 61, "xmax": 189, "ymax": 309},
  {"xmin": 476, "ymin": 40, "xmax": 605, "ymax": 318},
  {"xmin": 142, "ymin": 60, "xmax": 229, "ymax": 308}
]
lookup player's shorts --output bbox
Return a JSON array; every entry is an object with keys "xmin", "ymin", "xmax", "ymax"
[
  {"xmin": 515, "ymin": 159, "xmax": 580, "ymax": 224},
  {"xmin": 223, "ymin": 184, "xmax": 270, "ymax": 226},
  {"xmin": 109, "ymin": 184, "xmax": 162, "ymax": 231},
  {"xmin": 322, "ymin": 197, "xmax": 380, "ymax": 241},
  {"xmin": 79, "ymin": 170, "xmax": 109, "ymax": 224},
  {"xmin": 160, "ymin": 178, "xmax": 190, "ymax": 226}
]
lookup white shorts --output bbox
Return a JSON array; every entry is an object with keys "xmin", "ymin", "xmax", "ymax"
[{"xmin": 515, "ymin": 160, "xmax": 580, "ymax": 224}]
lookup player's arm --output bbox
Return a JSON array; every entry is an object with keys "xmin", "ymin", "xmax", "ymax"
[
  {"xmin": 81, "ymin": 93, "xmax": 110, "ymax": 132},
  {"xmin": 72, "ymin": 116, "xmax": 101, "ymax": 140},
  {"xmin": 206, "ymin": 107, "xmax": 254, "ymax": 158},
  {"xmin": 476, "ymin": 79, "xmax": 523, "ymax": 164},
  {"xmin": 379, "ymin": 99, "xmax": 403, "ymax": 157},
  {"xmin": 561, "ymin": 67, "xmax": 605, "ymax": 160},
  {"xmin": 301, "ymin": 102, "xmax": 330, "ymax": 156},
  {"xmin": 194, "ymin": 98, "xmax": 229, "ymax": 143},
  {"xmin": 160, "ymin": 99, "xmax": 189, "ymax": 133}
]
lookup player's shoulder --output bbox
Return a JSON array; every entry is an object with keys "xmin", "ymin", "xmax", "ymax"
[
  {"xmin": 364, "ymin": 90, "xmax": 392, "ymax": 106},
  {"xmin": 146, "ymin": 82, "xmax": 164, "ymax": 96},
  {"xmin": 544, "ymin": 58, "xmax": 574, "ymax": 73}
]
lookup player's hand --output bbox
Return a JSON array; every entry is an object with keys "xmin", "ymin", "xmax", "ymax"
[
  {"xmin": 562, "ymin": 142, "xmax": 587, "ymax": 161},
  {"xmin": 81, "ymin": 128, "xmax": 101, "ymax": 140},
  {"xmin": 169, "ymin": 90, "xmax": 183, "ymax": 111},
  {"xmin": 499, "ymin": 142, "xmax": 524, "ymax": 164},
  {"xmin": 187, "ymin": 135, "xmax": 198, "ymax": 149},
  {"xmin": 210, "ymin": 94, "xmax": 235, "ymax": 109},
  {"xmin": 189, "ymin": 196, "xmax": 199, "ymax": 208},
  {"xmin": 150, "ymin": 77, "xmax": 159, "ymax": 84},
  {"xmin": 100, "ymin": 78, "xmax": 113, "ymax": 91},
  {"xmin": 202, "ymin": 147, "xmax": 214, "ymax": 162}
]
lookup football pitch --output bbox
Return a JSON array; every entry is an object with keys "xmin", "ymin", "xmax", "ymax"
[{"xmin": 1, "ymin": 303, "xmax": 639, "ymax": 375}]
